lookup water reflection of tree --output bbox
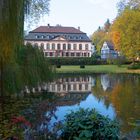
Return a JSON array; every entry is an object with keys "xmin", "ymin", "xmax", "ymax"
[
  {"xmin": 92, "ymin": 75, "xmax": 113, "ymax": 109},
  {"xmin": 32, "ymin": 92, "xmax": 90, "ymax": 122},
  {"xmin": 92, "ymin": 74, "xmax": 140, "ymax": 135},
  {"xmin": 0, "ymin": 93, "xmax": 57, "ymax": 139},
  {"xmin": 110, "ymin": 78, "xmax": 140, "ymax": 134},
  {"xmin": 22, "ymin": 92, "xmax": 90, "ymax": 139},
  {"xmin": 0, "ymin": 90, "xmax": 90, "ymax": 139}
]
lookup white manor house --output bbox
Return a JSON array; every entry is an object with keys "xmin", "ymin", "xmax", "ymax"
[{"xmin": 24, "ymin": 24, "xmax": 95, "ymax": 57}]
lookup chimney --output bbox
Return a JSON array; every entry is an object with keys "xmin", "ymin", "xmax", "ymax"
[
  {"xmin": 78, "ymin": 26, "xmax": 80, "ymax": 30},
  {"xmin": 48, "ymin": 23, "xmax": 50, "ymax": 28}
]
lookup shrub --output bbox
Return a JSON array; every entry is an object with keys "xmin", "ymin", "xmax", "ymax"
[
  {"xmin": 106, "ymin": 58, "xmax": 113, "ymax": 65},
  {"xmin": 127, "ymin": 62, "xmax": 140, "ymax": 69},
  {"xmin": 80, "ymin": 65, "xmax": 85, "ymax": 68},
  {"xmin": 56, "ymin": 65, "xmax": 61, "ymax": 68},
  {"xmin": 111, "ymin": 56, "xmax": 127, "ymax": 66},
  {"xmin": 61, "ymin": 108, "xmax": 120, "ymax": 140}
]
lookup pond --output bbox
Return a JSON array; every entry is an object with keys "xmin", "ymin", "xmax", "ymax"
[{"xmin": 0, "ymin": 74, "xmax": 140, "ymax": 139}]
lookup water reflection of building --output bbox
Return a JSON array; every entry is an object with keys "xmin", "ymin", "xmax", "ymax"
[
  {"xmin": 20, "ymin": 76, "xmax": 95, "ymax": 94},
  {"xmin": 101, "ymin": 74, "xmax": 111, "ymax": 91},
  {"xmin": 22, "ymin": 74, "xmax": 118, "ymax": 94},
  {"xmin": 48, "ymin": 76, "xmax": 93, "ymax": 93},
  {"xmin": 101, "ymin": 74, "xmax": 117, "ymax": 91},
  {"xmin": 53, "ymin": 92, "xmax": 90, "ymax": 106}
]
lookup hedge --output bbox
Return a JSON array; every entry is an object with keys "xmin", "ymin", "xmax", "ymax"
[{"xmin": 46, "ymin": 57, "xmax": 106, "ymax": 65}]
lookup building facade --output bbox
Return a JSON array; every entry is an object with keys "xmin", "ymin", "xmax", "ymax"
[
  {"xmin": 101, "ymin": 41, "xmax": 118, "ymax": 59},
  {"xmin": 25, "ymin": 25, "xmax": 94, "ymax": 57}
]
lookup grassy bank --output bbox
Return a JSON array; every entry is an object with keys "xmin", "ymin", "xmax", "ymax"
[{"xmin": 56, "ymin": 65, "xmax": 140, "ymax": 74}]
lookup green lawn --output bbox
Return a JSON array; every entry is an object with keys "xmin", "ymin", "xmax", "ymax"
[{"xmin": 56, "ymin": 65, "xmax": 140, "ymax": 74}]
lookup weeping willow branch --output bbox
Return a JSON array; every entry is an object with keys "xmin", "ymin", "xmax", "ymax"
[{"xmin": 0, "ymin": 0, "xmax": 50, "ymax": 95}]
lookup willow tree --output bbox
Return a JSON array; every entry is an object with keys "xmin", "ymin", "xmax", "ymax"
[{"xmin": 0, "ymin": 0, "xmax": 50, "ymax": 95}]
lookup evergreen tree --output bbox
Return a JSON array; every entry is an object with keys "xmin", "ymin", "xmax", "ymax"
[{"xmin": 104, "ymin": 19, "xmax": 111, "ymax": 32}]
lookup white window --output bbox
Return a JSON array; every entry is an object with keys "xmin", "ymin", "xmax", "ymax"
[
  {"xmin": 52, "ymin": 43, "xmax": 55, "ymax": 50},
  {"xmin": 85, "ymin": 44, "xmax": 88, "ymax": 50},
  {"xmin": 73, "ymin": 44, "xmax": 77, "ymax": 50},
  {"xmin": 57, "ymin": 44, "xmax": 61, "ymax": 50},
  {"xmin": 40, "ymin": 43, "xmax": 44, "ymax": 50},
  {"xmin": 79, "ymin": 44, "xmax": 82, "ymax": 50},
  {"xmin": 85, "ymin": 84, "xmax": 88, "ymax": 90},
  {"xmin": 68, "ymin": 44, "xmax": 71, "ymax": 50},
  {"xmin": 46, "ymin": 43, "xmax": 50, "ymax": 50},
  {"xmin": 45, "ymin": 52, "xmax": 49, "ymax": 56},
  {"xmin": 26, "ymin": 42, "xmax": 31, "ymax": 46},
  {"xmin": 79, "ymin": 84, "xmax": 82, "ymax": 90},
  {"xmin": 63, "ymin": 44, "xmax": 66, "ymax": 50},
  {"xmin": 34, "ymin": 43, "xmax": 38, "ymax": 48},
  {"xmin": 71, "ymin": 53, "xmax": 75, "ymax": 57}
]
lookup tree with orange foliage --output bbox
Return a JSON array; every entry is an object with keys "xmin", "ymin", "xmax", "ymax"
[{"xmin": 111, "ymin": 31, "xmax": 121, "ymax": 51}]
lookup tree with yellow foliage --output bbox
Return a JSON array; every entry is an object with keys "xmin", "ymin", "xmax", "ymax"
[
  {"xmin": 91, "ymin": 19, "xmax": 112, "ymax": 52},
  {"xmin": 111, "ymin": 9, "xmax": 140, "ymax": 60}
]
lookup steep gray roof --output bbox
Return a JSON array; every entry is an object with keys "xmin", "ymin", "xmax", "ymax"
[{"xmin": 106, "ymin": 41, "xmax": 114, "ymax": 50}]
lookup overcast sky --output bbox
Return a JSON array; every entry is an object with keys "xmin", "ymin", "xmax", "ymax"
[{"xmin": 26, "ymin": 0, "xmax": 119, "ymax": 36}]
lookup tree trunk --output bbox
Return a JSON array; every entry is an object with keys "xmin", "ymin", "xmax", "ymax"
[{"xmin": 0, "ymin": 58, "xmax": 4, "ymax": 97}]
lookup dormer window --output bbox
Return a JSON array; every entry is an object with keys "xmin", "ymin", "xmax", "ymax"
[
  {"xmin": 35, "ymin": 35, "xmax": 39, "ymax": 39},
  {"xmin": 41, "ymin": 35, "xmax": 45, "ymax": 39},
  {"xmin": 70, "ymin": 36, "xmax": 73, "ymax": 39},
  {"xmin": 74, "ymin": 36, "xmax": 78, "ymax": 39},
  {"xmin": 46, "ymin": 35, "xmax": 50, "ymax": 39}
]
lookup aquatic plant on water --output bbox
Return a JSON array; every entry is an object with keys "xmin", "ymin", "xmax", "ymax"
[{"xmin": 61, "ymin": 108, "xmax": 120, "ymax": 140}]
